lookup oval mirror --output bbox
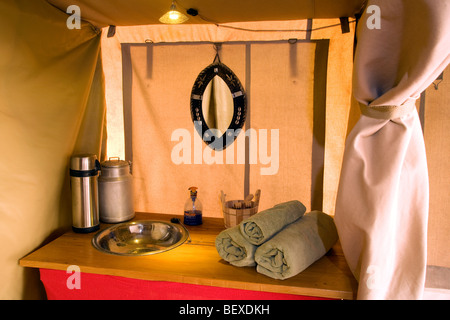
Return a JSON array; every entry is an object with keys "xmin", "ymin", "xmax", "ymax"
[{"xmin": 190, "ymin": 62, "xmax": 246, "ymax": 151}]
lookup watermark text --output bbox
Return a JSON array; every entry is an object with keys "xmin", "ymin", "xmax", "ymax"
[
  {"xmin": 171, "ymin": 122, "xmax": 279, "ymax": 175},
  {"xmin": 66, "ymin": 5, "xmax": 81, "ymax": 29},
  {"xmin": 66, "ymin": 265, "xmax": 81, "ymax": 289},
  {"xmin": 366, "ymin": 5, "xmax": 381, "ymax": 30}
]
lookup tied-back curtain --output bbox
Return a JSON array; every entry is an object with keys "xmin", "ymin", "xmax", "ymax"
[{"xmin": 335, "ymin": 0, "xmax": 450, "ymax": 299}]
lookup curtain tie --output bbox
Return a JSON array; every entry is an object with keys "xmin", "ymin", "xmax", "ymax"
[{"xmin": 359, "ymin": 99, "xmax": 416, "ymax": 120}]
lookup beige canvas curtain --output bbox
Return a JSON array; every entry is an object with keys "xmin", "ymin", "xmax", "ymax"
[
  {"xmin": 124, "ymin": 41, "xmax": 325, "ymax": 216},
  {"xmin": 335, "ymin": 0, "xmax": 450, "ymax": 299},
  {"xmin": 102, "ymin": 19, "xmax": 354, "ymax": 216},
  {"xmin": 0, "ymin": 0, "xmax": 105, "ymax": 299}
]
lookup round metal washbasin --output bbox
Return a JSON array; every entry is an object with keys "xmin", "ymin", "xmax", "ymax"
[{"xmin": 92, "ymin": 220, "xmax": 189, "ymax": 256}]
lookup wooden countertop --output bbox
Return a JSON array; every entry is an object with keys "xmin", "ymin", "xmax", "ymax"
[{"xmin": 20, "ymin": 212, "xmax": 357, "ymax": 299}]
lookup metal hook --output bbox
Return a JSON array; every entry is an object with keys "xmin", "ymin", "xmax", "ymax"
[
  {"xmin": 213, "ymin": 43, "xmax": 222, "ymax": 64},
  {"xmin": 433, "ymin": 72, "xmax": 444, "ymax": 90}
]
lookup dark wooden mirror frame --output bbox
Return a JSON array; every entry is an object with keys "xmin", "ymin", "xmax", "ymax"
[{"xmin": 190, "ymin": 61, "xmax": 247, "ymax": 151}]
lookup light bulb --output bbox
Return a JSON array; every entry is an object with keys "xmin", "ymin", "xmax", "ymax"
[
  {"xmin": 159, "ymin": 1, "xmax": 189, "ymax": 24},
  {"xmin": 169, "ymin": 11, "xmax": 180, "ymax": 20}
]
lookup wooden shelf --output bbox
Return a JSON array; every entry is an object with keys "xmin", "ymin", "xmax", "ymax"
[{"xmin": 20, "ymin": 212, "xmax": 357, "ymax": 299}]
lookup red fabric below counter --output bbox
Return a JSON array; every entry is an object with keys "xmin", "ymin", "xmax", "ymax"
[{"xmin": 40, "ymin": 268, "xmax": 332, "ymax": 300}]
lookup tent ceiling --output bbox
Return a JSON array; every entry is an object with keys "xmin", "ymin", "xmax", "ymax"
[{"xmin": 48, "ymin": 0, "xmax": 366, "ymax": 28}]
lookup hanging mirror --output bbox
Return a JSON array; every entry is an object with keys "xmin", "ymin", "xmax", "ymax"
[{"xmin": 190, "ymin": 45, "xmax": 247, "ymax": 151}]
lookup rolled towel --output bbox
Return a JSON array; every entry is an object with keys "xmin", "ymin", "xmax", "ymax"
[
  {"xmin": 240, "ymin": 200, "xmax": 306, "ymax": 245},
  {"xmin": 254, "ymin": 211, "xmax": 338, "ymax": 280},
  {"xmin": 215, "ymin": 225, "xmax": 257, "ymax": 267}
]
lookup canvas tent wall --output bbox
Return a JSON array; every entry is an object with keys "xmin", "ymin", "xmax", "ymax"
[{"xmin": 0, "ymin": 0, "xmax": 449, "ymax": 300}]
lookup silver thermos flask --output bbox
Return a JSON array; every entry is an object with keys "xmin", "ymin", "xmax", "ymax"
[{"xmin": 70, "ymin": 154, "xmax": 101, "ymax": 233}]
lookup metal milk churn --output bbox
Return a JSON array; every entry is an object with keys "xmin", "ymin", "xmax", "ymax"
[
  {"xmin": 70, "ymin": 154, "xmax": 101, "ymax": 233},
  {"xmin": 98, "ymin": 157, "xmax": 135, "ymax": 223}
]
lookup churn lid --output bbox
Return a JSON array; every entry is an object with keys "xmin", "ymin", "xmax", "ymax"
[{"xmin": 100, "ymin": 157, "xmax": 130, "ymax": 168}]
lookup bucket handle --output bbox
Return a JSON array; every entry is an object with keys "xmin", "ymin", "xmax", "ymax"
[
  {"xmin": 219, "ymin": 190, "xmax": 226, "ymax": 209},
  {"xmin": 254, "ymin": 189, "xmax": 261, "ymax": 206},
  {"xmin": 219, "ymin": 189, "xmax": 261, "ymax": 208}
]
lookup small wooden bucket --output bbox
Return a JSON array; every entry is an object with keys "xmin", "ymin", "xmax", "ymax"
[{"xmin": 220, "ymin": 190, "xmax": 261, "ymax": 228}]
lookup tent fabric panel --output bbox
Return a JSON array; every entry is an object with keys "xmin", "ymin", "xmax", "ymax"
[
  {"xmin": 47, "ymin": 0, "xmax": 366, "ymax": 28},
  {"xmin": 124, "ymin": 43, "xmax": 247, "ymax": 216},
  {"xmin": 0, "ymin": 0, "xmax": 104, "ymax": 299},
  {"xmin": 248, "ymin": 41, "xmax": 320, "ymax": 211},
  {"xmin": 102, "ymin": 19, "xmax": 355, "ymax": 215},
  {"xmin": 124, "ymin": 41, "xmax": 325, "ymax": 216},
  {"xmin": 424, "ymin": 65, "xmax": 450, "ymax": 268}
]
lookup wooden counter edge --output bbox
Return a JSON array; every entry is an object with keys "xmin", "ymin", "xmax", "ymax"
[
  {"xmin": 19, "ymin": 258, "xmax": 354, "ymax": 300},
  {"xmin": 19, "ymin": 212, "xmax": 357, "ymax": 300}
]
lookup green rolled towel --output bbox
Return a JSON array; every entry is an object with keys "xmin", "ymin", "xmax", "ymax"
[
  {"xmin": 254, "ymin": 211, "xmax": 338, "ymax": 280},
  {"xmin": 239, "ymin": 200, "xmax": 306, "ymax": 245},
  {"xmin": 215, "ymin": 225, "xmax": 257, "ymax": 267}
]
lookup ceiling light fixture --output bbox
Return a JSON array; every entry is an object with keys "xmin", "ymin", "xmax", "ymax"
[{"xmin": 159, "ymin": 1, "xmax": 189, "ymax": 24}]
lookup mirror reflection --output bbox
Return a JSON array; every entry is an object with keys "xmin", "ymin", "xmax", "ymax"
[{"xmin": 202, "ymin": 76, "xmax": 234, "ymax": 136}]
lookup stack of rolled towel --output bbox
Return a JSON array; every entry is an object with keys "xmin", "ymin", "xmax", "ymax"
[{"xmin": 215, "ymin": 200, "xmax": 338, "ymax": 280}]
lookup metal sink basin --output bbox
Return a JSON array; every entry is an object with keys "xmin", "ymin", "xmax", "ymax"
[{"xmin": 92, "ymin": 220, "xmax": 189, "ymax": 256}]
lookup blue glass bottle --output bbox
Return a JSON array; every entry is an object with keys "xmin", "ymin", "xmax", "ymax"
[{"xmin": 184, "ymin": 186, "xmax": 203, "ymax": 225}]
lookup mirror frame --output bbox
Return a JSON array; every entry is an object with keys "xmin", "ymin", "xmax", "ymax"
[{"xmin": 190, "ymin": 62, "xmax": 247, "ymax": 151}]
